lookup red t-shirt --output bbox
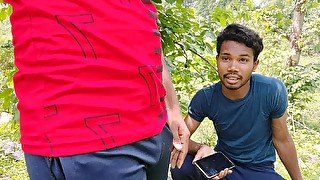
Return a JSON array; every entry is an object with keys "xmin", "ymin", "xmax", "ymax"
[{"xmin": 7, "ymin": 0, "xmax": 167, "ymax": 156}]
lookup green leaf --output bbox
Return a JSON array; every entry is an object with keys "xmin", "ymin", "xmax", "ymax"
[
  {"xmin": 176, "ymin": 0, "xmax": 183, "ymax": 6},
  {"xmin": 0, "ymin": 4, "xmax": 12, "ymax": 21},
  {"xmin": 165, "ymin": 0, "xmax": 175, "ymax": 4},
  {"xmin": 152, "ymin": 0, "xmax": 162, "ymax": 3}
]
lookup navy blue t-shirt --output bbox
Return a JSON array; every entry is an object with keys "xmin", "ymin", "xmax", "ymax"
[{"xmin": 188, "ymin": 74, "xmax": 288, "ymax": 165}]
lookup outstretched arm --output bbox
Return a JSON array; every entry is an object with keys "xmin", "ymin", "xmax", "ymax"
[
  {"xmin": 184, "ymin": 115, "xmax": 231, "ymax": 179},
  {"xmin": 272, "ymin": 111, "xmax": 302, "ymax": 180},
  {"xmin": 162, "ymin": 57, "xmax": 190, "ymax": 169},
  {"xmin": 184, "ymin": 115, "xmax": 214, "ymax": 160}
]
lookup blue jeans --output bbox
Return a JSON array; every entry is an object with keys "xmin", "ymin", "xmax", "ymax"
[
  {"xmin": 171, "ymin": 154, "xmax": 284, "ymax": 180},
  {"xmin": 25, "ymin": 125, "xmax": 173, "ymax": 180}
]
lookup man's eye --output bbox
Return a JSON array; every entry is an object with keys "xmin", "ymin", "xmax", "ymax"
[
  {"xmin": 239, "ymin": 58, "xmax": 248, "ymax": 63},
  {"xmin": 222, "ymin": 57, "xmax": 229, "ymax": 61}
]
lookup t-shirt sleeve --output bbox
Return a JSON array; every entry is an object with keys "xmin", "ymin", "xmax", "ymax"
[
  {"xmin": 188, "ymin": 89, "xmax": 208, "ymax": 122},
  {"xmin": 268, "ymin": 78, "xmax": 288, "ymax": 119}
]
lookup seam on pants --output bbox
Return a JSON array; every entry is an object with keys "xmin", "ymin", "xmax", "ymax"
[
  {"xmin": 158, "ymin": 125, "xmax": 172, "ymax": 165},
  {"xmin": 45, "ymin": 157, "xmax": 57, "ymax": 180}
]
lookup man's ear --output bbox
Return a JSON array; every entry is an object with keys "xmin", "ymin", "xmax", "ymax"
[{"xmin": 253, "ymin": 59, "xmax": 259, "ymax": 71}]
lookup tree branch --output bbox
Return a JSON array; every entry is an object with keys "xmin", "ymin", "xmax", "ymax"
[{"xmin": 173, "ymin": 41, "xmax": 217, "ymax": 72}]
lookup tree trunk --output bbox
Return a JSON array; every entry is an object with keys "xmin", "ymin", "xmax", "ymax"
[{"xmin": 287, "ymin": 0, "xmax": 306, "ymax": 67}]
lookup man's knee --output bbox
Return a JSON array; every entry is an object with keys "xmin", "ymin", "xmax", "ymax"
[{"xmin": 170, "ymin": 154, "xmax": 205, "ymax": 180}]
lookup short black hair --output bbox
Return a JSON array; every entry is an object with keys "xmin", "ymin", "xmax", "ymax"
[{"xmin": 216, "ymin": 23, "xmax": 263, "ymax": 61}]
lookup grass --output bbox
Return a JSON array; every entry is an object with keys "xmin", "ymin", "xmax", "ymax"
[
  {"xmin": 0, "ymin": 122, "xmax": 28, "ymax": 180},
  {"xmin": 274, "ymin": 128, "xmax": 320, "ymax": 180},
  {"xmin": 0, "ymin": 156, "xmax": 28, "ymax": 180}
]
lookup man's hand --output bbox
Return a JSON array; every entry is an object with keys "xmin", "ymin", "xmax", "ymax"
[
  {"xmin": 193, "ymin": 145, "xmax": 232, "ymax": 180},
  {"xmin": 192, "ymin": 144, "xmax": 215, "ymax": 163},
  {"xmin": 212, "ymin": 168, "xmax": 232, "ymax": 180},
  {"xmin": 168, "ymin": 118, "xmax": 190, "ymax": 169}
]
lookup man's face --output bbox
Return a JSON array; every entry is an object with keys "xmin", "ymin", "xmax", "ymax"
[{"xmin": 216, "ymin": 40, "xmax": 258, "ymax": 92}]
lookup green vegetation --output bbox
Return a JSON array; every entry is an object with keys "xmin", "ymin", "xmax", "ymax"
[
  {"xmin": 1, "ymin": 0, "xmax": 320, "ymax": 179},
  {"xmin": 0, "ymin": 122, "xmax": 28, "ymax": 179}
]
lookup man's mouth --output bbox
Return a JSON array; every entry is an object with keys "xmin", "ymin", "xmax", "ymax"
[{"xmin": 224, "ymin": 74, "xmax": 241, "ymax": 84}]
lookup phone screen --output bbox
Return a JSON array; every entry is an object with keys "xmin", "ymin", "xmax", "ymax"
[{"xmin": 194, "ymin": 152, "xmax": 234, "ymax": 178}]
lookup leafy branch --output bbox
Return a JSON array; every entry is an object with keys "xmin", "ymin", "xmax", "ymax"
[{"xmin": 174, "ymin": 40, "xmax": 217, "ymax": 72}]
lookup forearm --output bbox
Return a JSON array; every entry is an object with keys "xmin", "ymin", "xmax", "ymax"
[
  {"xmin": 274, "ymin": 136, "xmax": 302, "ymax": 180},
  {"xmin": 162, "ymin": 59, "xmax": 183, "ymax": 124},
  {"xmin": 188, "ymin": 139, "xmax": 203, "ymax": 155}
]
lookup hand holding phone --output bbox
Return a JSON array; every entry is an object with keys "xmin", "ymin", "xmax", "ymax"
[{"xmin": 194, "ymin": 152, "xmax": 234, "ymax": 179}]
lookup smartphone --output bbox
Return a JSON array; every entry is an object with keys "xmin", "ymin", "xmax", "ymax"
[{"xmin": 194, "ymin": 152, "xmax": 235, "ymax": 179}]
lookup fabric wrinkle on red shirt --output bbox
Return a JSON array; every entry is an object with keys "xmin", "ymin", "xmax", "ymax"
[{"xmin": 7, "ymin": 0, "xmax": 167, "ymax": 156}]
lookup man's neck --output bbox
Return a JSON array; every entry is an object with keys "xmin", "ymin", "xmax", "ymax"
[{"xmin": 221, "ymin": 82, "xmax": 250, "ymax": 101}]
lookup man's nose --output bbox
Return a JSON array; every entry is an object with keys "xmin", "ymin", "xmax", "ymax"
[{"xmin": 227, "ymin": 60, "xmax": 239, "ymax": 71}]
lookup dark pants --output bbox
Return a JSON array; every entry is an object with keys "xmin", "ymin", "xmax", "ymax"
[
  {"xmin": 171, "ymin": 154, "xmax": 284, "ymax": 180},
  {"xmin": 25, "ymin": 125, "xmax": 173, "ymax": 180}
]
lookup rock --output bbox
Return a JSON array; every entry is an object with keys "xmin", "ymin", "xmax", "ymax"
[
  {"xmin": 0, "ymin": 112, "xmax": 13, "ymax": 124},
  {"xmin": 0, "ymin": 139, "xmax": 24, "ymax": 161}
]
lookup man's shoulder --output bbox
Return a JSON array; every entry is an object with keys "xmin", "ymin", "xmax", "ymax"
[
  {"xmin": 199, "ymin": 82, "xmax": 220, "ymax": 94},
  {"xmin": 252, "ymin": 74, "xmax": 286, "ymax": 93},
  {"xmin": 192, "ymin": 82, "xmax": 220, "ymax": 104},
  {"xmin": 252, "ymin": 74, "xmax": 284, "ymax": 86}
]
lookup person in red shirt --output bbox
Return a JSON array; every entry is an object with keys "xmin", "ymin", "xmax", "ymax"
[{"xmin": 5, "ymin": 0, "xmax": 190, "ymax": 179}]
